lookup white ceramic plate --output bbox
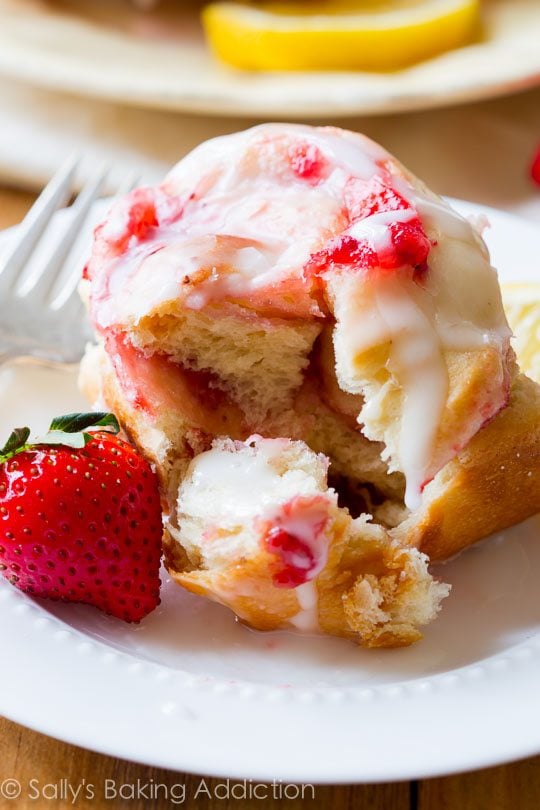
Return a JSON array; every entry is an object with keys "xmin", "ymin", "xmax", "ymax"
[
  {"xmin": 0, "ymin": 200, "xmax": 539, "ymax": 782},
  {"xmin": 1, "ymin": 0, "xmax": 540, "ymax": 117}
]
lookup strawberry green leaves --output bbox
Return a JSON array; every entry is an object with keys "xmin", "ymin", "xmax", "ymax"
[
  {"xmin": 48, "ymin": 412, "xmax": 120, "ymax": 435},
  {"xmin": 0, "ymin": 412, "xmax": 121, "ymax": 461},
  {"xmin": 0, "ymin": 427, "xmax": 31, "ymax": 462}
]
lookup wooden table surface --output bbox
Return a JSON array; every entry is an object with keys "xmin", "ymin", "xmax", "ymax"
[{"xmin": 0, "ymin": 186, "xmax": 538, "ymax": 809}]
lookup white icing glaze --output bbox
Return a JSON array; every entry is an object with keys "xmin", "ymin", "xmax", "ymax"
[
  {"xmin": 90, "ymin": 125, "xmax": 385, "ymax": 328},
  {"xmin": 332, "ymin": 233, "xmax": 510, "ymax": 505},
  {"xmin": 415, "ymin": 196, "xmax": 477, "ymax": 244},
  {"xmin": 331, "ymin": 273, "xmax": 448, "ymax": 507},
  {"xmin": 289, "ymin": 581, "xmax": 320, "ymax": 633},
  {"xmin": 177, "ymin": 436, "xmax": 332, "ymax": 580},
  {"xmin": 187, "ymin": 436, "xmax": 290, "ymax": 519},
  {"xmin": 374, "ymin": 277, "xmax": 448, "ymax": 509},
  {"xmin": 347, "ymin": 208, "xmax": 415, "ymax": 255}
]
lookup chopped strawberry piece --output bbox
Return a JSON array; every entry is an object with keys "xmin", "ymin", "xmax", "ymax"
[
  {"xmin": 95, "ymin": 187, "xmax": 184, "ymax": 257},
  {"xmin": 304, "ymin": 217, "xmax": 430, "ymax": 279},
  {"xmin": 304, "ymin": 235, "xmax": 379, "ymax": 277},
  {"xmin": 305, "ymin": 175, "xmax": 431, "ymax": 280},
  {"xmin": 265, "ymin": 527, "xmax": 316, "ymax": 588},
  {"xmin": 390, "ymin": 218, "xmax": 431, "ymax": 271},
  {"xmin": 126, "ymin": 197, "xmax": 158, "ymax": 241},
  {"xmin": 345, "ymin": 175, "xmax": 410, "ymax": 222},
  {"xmin": 289, "ymin": 142, "xmax": 328, "ymax": 184},
  {"xmin": 108, "ymin": 188, "xmax": 158, "ymax": 253}
]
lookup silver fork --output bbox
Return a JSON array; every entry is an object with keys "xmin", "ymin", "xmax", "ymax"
[{"xmin": 0, "ymin": 159, "xmax": 137, "ymax": 366}]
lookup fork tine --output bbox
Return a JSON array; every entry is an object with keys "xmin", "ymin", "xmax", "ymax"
[
  {"xmin": 115, "ymin": 170, "xmax": 141, "ymax": 196},
  {"xmin": 51, "ymin": 290, "xmax": 86, "ymax": 327},
  {"xmin": 51, "ymin": 170, "xmax": 140, "ymax": 311},
  {"xmin": 50, "ymin": 261, "xmax": 87, "ymax": 312},
  {"xmin": 0, "ymin": 155, "xmax": 78, "ymax": 288},
  {"xmin": 18, "ymin": 167, "xmax": 108, "ymax": 302}
]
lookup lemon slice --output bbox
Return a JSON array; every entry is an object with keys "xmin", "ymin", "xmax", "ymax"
[
  {"xmin": 501, "ymin": 282, "xmax": 540, "ymax": 384},
  {"xmin": 202, "ymin": 0, "xmax": 481, "ymax": 71}
]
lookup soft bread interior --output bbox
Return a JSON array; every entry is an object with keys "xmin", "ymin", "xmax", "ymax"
[
  {"xmin": 132, "ymin": 304, "xmax": 321, "ymax": 424},
  {"xmin": 80, "ymin": 330, "xmax": 408, "ymax": 529}
]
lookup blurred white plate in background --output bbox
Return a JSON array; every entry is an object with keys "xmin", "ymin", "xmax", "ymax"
[{"xmin": 0, "ymin": 0, "xmax": 539, "ymax": 117}]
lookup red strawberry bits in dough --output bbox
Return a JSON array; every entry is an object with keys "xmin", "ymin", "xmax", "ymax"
[
  {"xmin": 262, "ymin": 495, "xmax": 331, "ymax": 588},
  {"xmin": 265, "ymin": 527, "xmax": 317, "ymax": 588}
]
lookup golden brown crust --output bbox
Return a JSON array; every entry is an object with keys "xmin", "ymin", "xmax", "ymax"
[
  {"xmin": 394, "ymin": 374, "xmax": 540, "ymax": 560},
  {"xmin": 317, "ymin": 513, "xmax": 450, "ymax": 647},
  {"xmin": 163, "ymin": 525, "xmax": 300, "ymax": 631},
  {"xmin": 434, "ymin": 347, "xmax": 516, "ymax": 468}
]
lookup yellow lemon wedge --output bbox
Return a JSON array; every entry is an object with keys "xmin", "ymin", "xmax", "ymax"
[
  {"xmin": 501, "ymin": 282, "xmax": 540, "ymax": 384},
  {"xmin": 202, "ymin": 0, "xmax": 481, "ymax": 71}
]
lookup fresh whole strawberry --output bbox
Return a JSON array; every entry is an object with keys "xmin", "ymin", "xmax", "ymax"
[{"xmin": 0, "ymin": 412, "xmax": 163, "ymax": 622}]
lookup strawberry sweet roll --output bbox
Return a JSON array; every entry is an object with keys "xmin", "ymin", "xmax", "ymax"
[{"xmin": 80, "ymin": 124, "xmax": 540, "ymax": 644}]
